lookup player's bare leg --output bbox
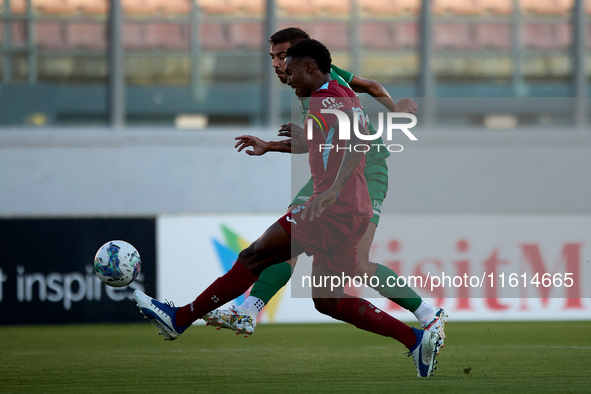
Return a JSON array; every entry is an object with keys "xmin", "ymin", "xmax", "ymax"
[
  {"xmin": 136, "ymin": 221, "xmax": 303, "ymax": 339},
  {"xmin": 310, "ymin": 263, "xmax": 442, "ymax": 377},
  {"xmin": 205, "ymin": 205, "xmax": 300, "ymax": 334},
  {"xmin": 355, "ymin": 222, "xmax": 447, "ymax": 343},
  {"xmin": 355, "ymin": 222, "xmax": 379, "ymax": 278}
]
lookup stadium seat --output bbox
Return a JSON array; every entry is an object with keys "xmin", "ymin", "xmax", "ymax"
[
  {"xmin": 313, "ymin": 22, "xmax": 348, "ymax": 50},
  {"xmin": 199, "ymin": 23, "xmax": 233, "ymax": 50},
  {"xmin": 69, "ymin": 0, "xmax": 109, "ymax": 15},
  {"xmin": 229, "ymin": 22, "xmax": 263, "ymax": 49},
  {"xmin": 360, "ymin": 23, "xmax": 397, "ymax": 50},
  {"xmin": 553, "ymin": 23, "xmax": 571, "ymax": 49},
  {"xmin": 523, "ymin": 24, "xmax": 559, "ymax": 49},
  {"xmin": 521, "ymin": 0, "xmax": 567, "ymax": 15},
  {"xmin": 145, "ymin": 23, "xmax": 189, "ymax": 50},
  {"xmin": 433, "ymin": 24, "xmax": 478, "ymax": 50},
  {"xmin": 123, "ymin": 22, "xmax": 149, "ymax": 50},
  {"xmin": 392, "ymin": 22, "xmax": 419, "ymax": 48},
  {"xmin": 476, "ymin": 0, "xmax": 513, "ymax": 15},
  {"xmin": 67, "ymin": 23, "xmax": 107, "ymax": 49},
  {"xmin": 432, "ymin": 0, "xmax": 484, "ymax": 15},
  {"xmin": 477, "ymin": 23, "xmax": 511, "ymax": 50},
  {"xmin": 36, "ymin": 22, "xmax": 69, "ymax": 49}
]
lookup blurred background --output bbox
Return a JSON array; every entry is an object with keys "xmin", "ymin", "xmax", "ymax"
[
  {"xmin": 0, "ymin": 1, "xmax": 589, "ymax": 325},
  {"xmin": 0, "ymin": 0, "xmax": 589, "ymax": 127}
]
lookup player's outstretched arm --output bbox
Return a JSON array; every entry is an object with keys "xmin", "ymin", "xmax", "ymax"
[
  {"xmin": 349, "ymin": 76, "xmax": 417, "ymax": 114},
  {"xmin": 234, "ymin": 135, "xmax": 292, "ymax": 155},
  {"xmin": 301, "ymin": 110, "xmax": 367, "ymax": 221},
  {"xmin": 331, "ymin": 65, "xmax": 417, "ymax": 113}
]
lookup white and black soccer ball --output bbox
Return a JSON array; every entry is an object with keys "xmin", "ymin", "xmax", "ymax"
[{"xmin": 94, "ymin": 240, "xmax": 141, "ymax": 287}]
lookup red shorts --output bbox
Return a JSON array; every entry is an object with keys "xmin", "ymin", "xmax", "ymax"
[{"xmin": 278, "ymin": 205, "xmax": 370, "ymax": 277}]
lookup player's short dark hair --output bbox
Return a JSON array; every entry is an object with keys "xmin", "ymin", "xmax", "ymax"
[
  {"xmin": 269, "ymin": 27, "xmax": 310, "ymax": 46},
  {"xmin": 285, "ymin": 39, "xmax": 332, "ymax": 74}
]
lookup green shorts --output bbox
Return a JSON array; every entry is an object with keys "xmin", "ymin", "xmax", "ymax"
[{"xmin": 290, "ymin": 159, "xmax": 388, "ymax": 226}]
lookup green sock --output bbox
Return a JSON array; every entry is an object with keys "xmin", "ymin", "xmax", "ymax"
[
  {"xmin": 374, "ymin": 263, "xmax": 422, "ymax": 312},
  {"xmin": 249, "ymin": 261, "xmax": 292, "ymax": 305}
]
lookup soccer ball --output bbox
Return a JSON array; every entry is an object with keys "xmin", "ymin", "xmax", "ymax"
[{"xmin": 94, "ymin": 240, "xmax": 141, "ymax": 287}]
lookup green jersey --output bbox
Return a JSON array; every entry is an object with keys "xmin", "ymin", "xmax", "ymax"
[{"xmin": 298, "ymin": 64, "xmax": 391, "ymax": 164}]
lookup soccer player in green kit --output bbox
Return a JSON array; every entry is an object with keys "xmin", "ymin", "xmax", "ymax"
[{"xmin": 205, "ymin": 28, "xmax": 447, "ymax": 339}]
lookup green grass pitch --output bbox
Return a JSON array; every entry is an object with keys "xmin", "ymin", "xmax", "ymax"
[{"xmin": 1, "ymin": 321, "xmax": 590, "ymax": 393}]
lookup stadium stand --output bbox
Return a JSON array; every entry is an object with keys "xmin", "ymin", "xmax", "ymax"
[
  {"xmin": 433, "ymin": 0, "xmax": 484, "ymax": 16},
  {"xmin": 393, "ymin": 22, "xmax": 419, "ymax": 49},
  {"xmin": 521, "ymin": 0, "xmax": 569, "ymax": 15},
  {"xmin": 37, "ymin": 22, "xmax": 69, "ymax": 49},
  {"xmin": 477, "ymin": 0, "xmax": 513, "ymax": 15},
  {"xmin": 144, "ymin": 23, "xmax": 189, "ymax": 50},
  {"xmin": 360, "ymin": 23, "xmax": 398, "ymax": 50},
  {"xmin": 398, "ymin": 0, "xmax": 422, "ymax": 14},
  {"xmin": 313, "ymin": 22, "xmax": 349, "ymax": 50},
  {"xmin": 35, "ymin": 0, "xmax": 77, "ymax": 14},
  {"xmin": 364, "ymin": 0, "xmax": 424, "ymax": 15},
  {"xmin": 149, "ymin": 0, "xmax": 191, "ymax": 15},
  {"xmin": 523, "ymin": 24, "xmax": 564, "ymax": 50},
  {"xmin": 315, "ymin": 0, "xmax": 350, "ymax": 14},
  {"xmin": 229, "ymin": 22, "xmax": 263, "ymax": 49},
  {"xmin": 123, "ymin": 0, "xmax": 157, "ymax": 16},
  {"xmin": 199, "ymin": 0, "xmax": 240, "ymax": 15},
  {"xmin": 476, "ymin": 23, "xmax": 511, "ymax": 50},
  {"xmin": 200, "ymin": 23, "xmax": 233, "ymax": 50},
  {"xmin": 276, "ymin": 0, "xmax": 320, "ymax": 15},
  {"xmin": 0, "ymin": 22, "xmax": 26, "ymax": 47},
  {"xmin": 123, "ymin": 22, "xmax": 149, "ymax": 50},
  {"xmin": 67, "ymin": 23, "xmax": 106, "ymax": 50},
  {"xmin": 434, "ymin": 24, "xmax": 479, "ymax": 50},
  {"xmin": 69, "ymin": 0, "xmax": 109, "ymax": 15},
  {"xmin": 0, "ymin": 0, "xmax": 26, "ymax": 14},
  {"xmin": 553, "ymin": 23, "xmax": 572, "ymax": 49},
  {"xmin": 231, "ymin": 0, "xmax": 265, "ymax": 15},
  {"xmin": 0, "ymin": 0, "xmax": 587, "ymax": 94},
  {"xmin": 359, "ymin": 0, "xmax": 405, "ymax": 15}
]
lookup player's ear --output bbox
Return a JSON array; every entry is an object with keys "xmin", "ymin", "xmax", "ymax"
[{"xmin": 304, "ymin": 60, "xmax": 315, "ymax": 74}]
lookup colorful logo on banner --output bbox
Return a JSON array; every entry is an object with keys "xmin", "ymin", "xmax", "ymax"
[{"xmin": 211, "ymin": 224, "xmax": 285, "ymax": 322}]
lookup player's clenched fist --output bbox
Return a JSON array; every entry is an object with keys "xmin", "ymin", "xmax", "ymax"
[{"xmin": 395, "ymin": 98, "xmax": 418, "ymax": 114}]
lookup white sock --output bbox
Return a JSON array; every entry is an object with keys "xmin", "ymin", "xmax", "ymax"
[
  {"xmin": 413, "ymin": 301, "xmax": 434, "ymax": 325},
  {"xmin": 240, "ymin": 296, "xmax": 265, "ymax": 316}
]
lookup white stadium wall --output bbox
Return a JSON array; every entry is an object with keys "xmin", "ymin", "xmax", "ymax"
[{"xmin": 1, "ymin": 128, "xmax": 590, "ymax": 323}]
